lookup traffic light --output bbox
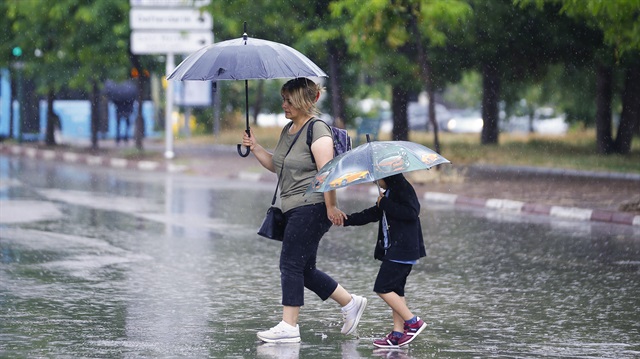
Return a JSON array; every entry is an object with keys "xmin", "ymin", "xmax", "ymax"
[{"xmin": 12, "ymin": 46, "xmax": 22, "ymax": 57}]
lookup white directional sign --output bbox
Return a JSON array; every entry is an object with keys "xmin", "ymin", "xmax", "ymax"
[
  {"xmin": 130, "ymin": 8, "xmax": 212, "ymax": 30},
  {"xmin": 174, "ymin": 81, "xmax": 211, "ymax": 106},
  {"xmin": 130, "ymin": 0, "xmax": 210, "ymax": 6},
  {"xmin": 131, "ymin": 30, "xmax": 212, "ymax": 54}
]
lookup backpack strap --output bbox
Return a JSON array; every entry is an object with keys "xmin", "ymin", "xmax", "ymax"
[{"xmin": 306, "ymin": 118, "xmax": 322, "ymax": 164}]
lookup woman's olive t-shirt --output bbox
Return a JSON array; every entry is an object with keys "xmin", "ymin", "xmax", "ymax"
[{"xmin": 273, "ymin": 119, "xmax": 332, "ymax": 213}]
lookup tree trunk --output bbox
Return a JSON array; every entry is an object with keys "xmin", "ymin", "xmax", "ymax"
[
  {"xmin": 426, "ymin": 73, "xmax": 440, "ymax": 153},
  {"xmin": 481, "ymin": 63, "xmax": 501, "ymax": 145},
  {"xmin": 408, "ymin": 6, "xmax": 440, "ymax": 153},
  {"xmin": 327, "ymin": 40, "xmax": 346, "ymax": 129},
  {"xmin": 391, "ymin": 85, "xmax": 409, "ymax": 141},
  {"xmin": 45, "ymin": 88, "xmax": 56, "ymax": 146},
  {"xmin": 427, "ymin": 86, "xmax": 440, "ymax": 153},
  {"xmin": 134, "ymin": 75, "xmax": 145, "ymax": 151},
  {"xmin": 90, "ymin": 81, "xmax": 99, "ymax": 151},
  {"xmin": 614, "ymin": 64, "xmax": 639, "ymax": 154},
  {"xmin": 595, "ymin": 64, "xmax": 614, "ymax": 154},
  {"xmin": 251, "ymin": 80, "xmax": 264, "ymax": 126},
  {"xmin": 128, "ymin": 51, "xmax": 145, "ymax": 151}
]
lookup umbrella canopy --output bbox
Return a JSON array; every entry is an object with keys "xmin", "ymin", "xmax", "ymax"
[
  {"xmin": 104, "ymin": 80, "xmax": 137, "ymax": 103},
  {"xmin": 166, "ymin": 24, "xmax": 328, "ymax": 157},
  {"xmin": 307, "ymin": 140, "xmax": 451, "ymax": 193},
  {"xmin": 167, "ymin": 36, "xmax": 328, "ymax": 81}
]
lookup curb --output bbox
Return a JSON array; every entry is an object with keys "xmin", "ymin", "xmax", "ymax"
[
  {"xmin": 424, "ymin": 192, "xmax": 640, "ymax": 227},
  {"xmin": 340, "ymin": 180, "xmax": 640, "ymax": 227},
  {"xmin": 1, "ymin": 144, "xmax": 188, "ymax": 173},
  {"xmin": 2, "ymin": 144, "xmax": 639, "ymax": 227},
  {"xmin": 469, "ymin": 164, "xmax": 640, "ymax": 181}
]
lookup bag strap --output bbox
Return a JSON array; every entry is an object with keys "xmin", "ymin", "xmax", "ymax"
[
  {"xmin": 306, "ymin": 118, "xmax": 327, "ymax": 164},
  {"xmin": 270, "ymin": 120, "xmax": 309, "ymax": 205}
]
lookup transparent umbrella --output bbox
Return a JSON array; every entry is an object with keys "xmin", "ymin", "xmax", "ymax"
[{"xmin": 307, "ymin": 137, "xmax": 451, "ymax": 194}]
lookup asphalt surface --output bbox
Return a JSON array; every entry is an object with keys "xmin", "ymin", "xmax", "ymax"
[{"xmin": 2, "ymin": 139, "xmax": 639, "ymax": 226}]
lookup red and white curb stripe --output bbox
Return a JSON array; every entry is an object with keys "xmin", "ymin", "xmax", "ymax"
[
  {"xmin": 424, "ymin": 191, "xmax": 640, "ymax": 227},
  {"xmin": 1, "ymin": 144, "xmax": 187, "ymax": 173}
]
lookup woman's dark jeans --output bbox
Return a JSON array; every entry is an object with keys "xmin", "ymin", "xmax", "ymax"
[{"xmin": 280, "ymin": 203, "xmax": 337, "ymax": 306}]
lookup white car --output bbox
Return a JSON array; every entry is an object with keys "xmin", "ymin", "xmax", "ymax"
[
  {"xmin": 408, "ymin": 102, "xmax": 452, "ymax": 131},
  {"xmin": 532, "ymin": 107, "xmax": 568, "ymax": 135},
  {"xmin": 441, "ymin": 110, "xmax": 483, "ymax": 133},
  {"xmin": 503, "ymin": 107, "xmax": 568, "ymax": 135}
]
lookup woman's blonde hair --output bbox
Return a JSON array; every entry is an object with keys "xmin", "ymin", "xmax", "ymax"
[{"xmin": 281, "ymin": 78, "xmax": 324, "ymax": 116}]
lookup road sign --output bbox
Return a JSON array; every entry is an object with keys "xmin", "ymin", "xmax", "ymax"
[
  {"xmin": 174, "ymin": 81, "xmax": 211, "ymax": 107},
  {"xmin": 131, "ymin": 30, "xmax": 212, "ymax": 54},
  {"xmin": 130, "ymin": 0, "xmax": 210, "ymax": 6},
  {"xmin": 130, "ymin": 8, "xmax": 212, "ymax": 30}
]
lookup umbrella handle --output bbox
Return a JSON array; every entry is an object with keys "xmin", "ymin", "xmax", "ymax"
[
  {"xmin": 237, "ymin": 128, "xmax": 251, "ymax": 157},
  {"xmin": 237, "ymin": 144, "xmax": 250, "ymax": 157}
]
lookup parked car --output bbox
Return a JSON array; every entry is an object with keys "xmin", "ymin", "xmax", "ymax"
[
  {"xmin": 408, "ymin": 102, "xmax": 452, "ymax": 131},
  {"xmin": 532, "ymin": 107, "xmax": 568, "ymax": 135},
  {"xmin": 502, "ymin": 107, "xmax": 568, "ymax": 135},
  {"xmin": 379, "ymin": 102, "xmax": 452, "ymax": 133},
  {"xmin": 441, "ymin": 109, "xmax": 483, "ymax": 133}
]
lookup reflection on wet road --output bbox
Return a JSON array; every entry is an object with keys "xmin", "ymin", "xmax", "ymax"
[{"xmin": 1, "ymin": 157, "xmax": 639, "ymax": 358}]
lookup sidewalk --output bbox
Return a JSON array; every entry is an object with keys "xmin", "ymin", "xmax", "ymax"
[{"xmin": 2, "ymin": 139, "xmax": 639, "ymax": 227}]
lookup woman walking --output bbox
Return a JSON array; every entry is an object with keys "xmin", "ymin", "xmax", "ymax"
[{"xmin": 242, "ymin": 77, "xmax": 366, "ymax": 343}]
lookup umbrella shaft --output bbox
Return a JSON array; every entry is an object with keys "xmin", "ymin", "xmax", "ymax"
[{"xmin": 245, "ymin": 80, "xmax": 249, "ymax": 131}]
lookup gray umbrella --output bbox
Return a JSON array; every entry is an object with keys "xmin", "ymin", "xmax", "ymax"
[
  {"xmin": 104, "ymin": 80, "xmax": 137, "ymax": 103},
  {"xmin": 167, "ymin": 23, "xmax": 328, "ymax": 157}
]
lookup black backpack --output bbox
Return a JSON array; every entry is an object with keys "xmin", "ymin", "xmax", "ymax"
[{"xmin": 306, "ymin": 119, "xmax": 352, "ymax": 163}]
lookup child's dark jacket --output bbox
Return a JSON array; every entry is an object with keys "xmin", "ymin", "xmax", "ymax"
[{"xmin": 343, "ymin": 174, "xmax": 426, "ymax": 262}]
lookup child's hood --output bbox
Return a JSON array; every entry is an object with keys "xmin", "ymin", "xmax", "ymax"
[{"xmin": 382, "ymin": 173, "xmax": 407, "ymax": 190}]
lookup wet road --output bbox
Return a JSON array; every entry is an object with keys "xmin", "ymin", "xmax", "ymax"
[{"xmin": 1, "ymin": 157, "xmax": 639, "ymax": 358}]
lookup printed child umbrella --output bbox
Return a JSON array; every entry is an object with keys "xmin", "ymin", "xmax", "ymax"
[
  {"xmin": 167, "ymin": 22, "xmax": 328, "ymax": 157},
  {"xmin": 306, "ymin": 139, "xmax": 451, "ymax": 194}
]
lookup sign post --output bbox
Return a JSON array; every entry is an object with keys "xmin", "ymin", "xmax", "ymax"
[
  {"xmin": 165, "ymin": 53, "xmax": 175, "ymax": 159},
  {"xmin": 129, "ymin": 1, "xmax": 212, "ymax": 159}
]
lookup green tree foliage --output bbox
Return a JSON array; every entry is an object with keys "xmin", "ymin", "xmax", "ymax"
[
  {"xmin": 330, "ymin": 0, "xmax": 471, "ymax": 143},
  {"xmin": 3, "ymin": 0, "xmax": 637, "ymax": 156},
  {"xmin": 0, "ymin": 1, "xmax": 17, "ymax": 67},
  {"xmin": 68, "ymin": 1, "xmax": 134, "ymax": 149},
  {"xmin": 454, "ymin": 0, "xmax": 590, "ymax": 144},
  {"xmin": 518, "ymin": 0, "xmax": 640, "ymax": 154},
  {"xmin": 6, "ymin": 0, "xmax": 132, "ymax": 148},
  {"xmin": 521, "ymin": 0, "xmax": 640, "ymax": 56},
  {"xmin": 207, "ymin": 0, "xmax": 359, "ymax": 129}
]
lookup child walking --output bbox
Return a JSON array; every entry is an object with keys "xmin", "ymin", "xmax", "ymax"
[{"xmin": 342, "ymin": 173, "xmax": 427, "ymax": 348}]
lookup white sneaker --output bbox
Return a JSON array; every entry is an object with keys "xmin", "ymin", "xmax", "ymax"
[
  {"xmin": 257, "ymin": 321, "xmax": 301, "ymax": 343},
  {"xmin": 341, "ymin": 294, "xmax": 367, "ymax": 335}
]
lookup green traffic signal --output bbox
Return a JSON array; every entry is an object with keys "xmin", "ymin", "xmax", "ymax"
[{"xmin": 12, "ymin": 47, "xmax": 22, "ymax": 57}]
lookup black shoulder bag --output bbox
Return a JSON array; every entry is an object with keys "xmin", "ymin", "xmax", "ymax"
[{"xmin": 257, "ymin": 121, "xmax": 307, "ymax": 241}]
